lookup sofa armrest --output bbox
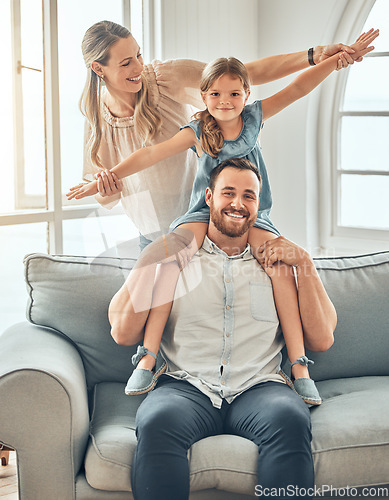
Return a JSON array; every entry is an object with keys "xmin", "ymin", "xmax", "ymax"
[{"xmin": 0, "ymin": 322, "xmax": 90, "ymax": 500}]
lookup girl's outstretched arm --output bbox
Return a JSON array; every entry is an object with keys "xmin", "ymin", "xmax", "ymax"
[
  {"xmin": 261, "ymin": 29, "xmax": 378, "ymax": 122},
  {"xmin": 66, "ymin": 127, "xmax": 197, "ymax": 200}
]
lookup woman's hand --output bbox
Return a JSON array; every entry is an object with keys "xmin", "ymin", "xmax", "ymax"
[
  {"xmin": 66, "ymin": 180, "xmax": 98, "ymax": 200},
  {"xmin": 316, "ymin": 28, "xmax": 379, "ymax": 69},
  {"xmin": 316, "ymin": 42, "xmax": 356, "ymax": 69},
  {"xmin": 94, "ymin": 169, "xmax": 123, "ymax": 197}
]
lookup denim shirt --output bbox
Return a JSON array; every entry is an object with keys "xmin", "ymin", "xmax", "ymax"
[{"xmin": 161, "ymin": 236, "xmax": 285, "ymax": 409}]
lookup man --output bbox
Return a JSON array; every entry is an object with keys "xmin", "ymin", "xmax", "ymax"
[
  {"xmin": 126, "ymin": 158, "xmax": 335, "ymax": 499},
  {"xmin": 109, "ymin": 187, "xmax": 336, "ymax": 354}
]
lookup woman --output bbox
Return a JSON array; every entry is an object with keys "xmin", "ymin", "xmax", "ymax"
[{"xmin": 80, "ymin": 20, "xmax": 358, "ymax": 249}]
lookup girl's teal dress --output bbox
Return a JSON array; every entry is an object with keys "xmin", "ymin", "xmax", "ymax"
[{"xmin": 170, "ymin": 100, "xmax": 279, "ymax": 236}]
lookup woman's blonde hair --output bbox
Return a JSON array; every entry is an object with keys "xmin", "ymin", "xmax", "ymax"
[
  {"xmin": 80, "ymin": 21, "xmax": 161, "ymax": 169},
  {"xmin": 194, "ymin": 57, "xmax": 250, "ymax": 158}
]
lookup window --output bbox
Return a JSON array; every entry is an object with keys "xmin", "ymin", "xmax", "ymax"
[
  {"xmin": 324, "ymin": 0, "xmax": 389, "ymax": 251},
  {"xmin": 1, "ymin": 0, "xmax": 143, "ymax": 330}
]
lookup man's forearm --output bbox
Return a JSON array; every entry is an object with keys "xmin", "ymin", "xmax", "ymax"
[
  {"xmin": 257, "ymin": 237, "xmax": 337, "ymax": 351},
  {"xmin": 295, "ymin": 259, "xmax": 337, "ymax": 352}
]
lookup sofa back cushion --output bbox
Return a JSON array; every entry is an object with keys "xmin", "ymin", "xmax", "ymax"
[
  {"xmin": 24, "ymin": 250, "xmax": 389, "ymax": 388},
  {"xmin": 24, "ymin": 253, "xmax": 138, "ymax": 389},
  {"xmin": 307, "ymin": 251, "xmax": 389, "ymax": 381}
]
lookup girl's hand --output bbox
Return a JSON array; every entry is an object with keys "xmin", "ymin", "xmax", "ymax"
[
  {"xmin": 66, "ymin": 180, "xmax": 98, "ymax": 200},
  {"xmin": 349, "ymin": 28, "xmax": 379, "ymax": 59},
  {"xmin": 316, "ymin": 28, "xmax": 379, "ymax": 70},
  {"xmin": 94, "ymin": 169, "xmax": 123, "ymax": 197}
]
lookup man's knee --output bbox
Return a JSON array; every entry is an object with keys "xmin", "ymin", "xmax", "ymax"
[
  {"xmin": 136, "ymin": 399, "xmax": 186, "ymax": 445},
  {"xmin": 262, "ymin": 391, "xmax": 311, "ymax": 439}
]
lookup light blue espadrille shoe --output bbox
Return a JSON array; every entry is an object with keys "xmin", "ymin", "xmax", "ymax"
[
  {"xmin": 280, "ymin": 355, "xmax": 322, "ymax": 406},
  {"xmin": 124, "ymin": 345, "xmax": 167, "ymax": 396}
]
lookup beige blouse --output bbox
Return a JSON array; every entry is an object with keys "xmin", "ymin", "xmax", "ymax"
[{"xmin": 83, "ymin": 59, "xmax": 206, "ymax": 239}]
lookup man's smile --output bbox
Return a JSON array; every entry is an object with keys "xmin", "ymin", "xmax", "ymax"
[{"xmin": 223, "ymin": 210, "xmax": 248, "ymax": 221}]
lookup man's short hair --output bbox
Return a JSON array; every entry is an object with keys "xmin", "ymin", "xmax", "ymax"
[{"xmin": 208, "ymin": 158, "xmax": 262, "ymax": 192}]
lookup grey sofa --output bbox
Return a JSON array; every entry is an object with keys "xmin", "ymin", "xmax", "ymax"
[{"xmin": 1, "ymin": 250, "xmax": 389, "ymax": 499}]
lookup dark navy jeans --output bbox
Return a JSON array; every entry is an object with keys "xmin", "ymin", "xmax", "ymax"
[{"xmin": 131, "ymin": 376, "xmax": 314, "ymax": 500}]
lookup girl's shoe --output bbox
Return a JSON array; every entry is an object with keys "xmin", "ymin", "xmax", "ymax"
[
  {"xmin": 124, "ymin": 345, "xmax": 167, "ymax": 396},
  {"xmin": 279, "ymin": 355, "xmax": 322, "ymax": 406}
]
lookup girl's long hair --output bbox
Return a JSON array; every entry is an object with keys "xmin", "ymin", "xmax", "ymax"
[
  {"xmin": 80, "ymin": 20, "xmax": 161, "ymax": 169},
  {"xmin": 194, "ymin": 57, "xmax": 251, "ymax": 158}
]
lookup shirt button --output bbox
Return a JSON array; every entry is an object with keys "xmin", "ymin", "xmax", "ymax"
[
  {"xmin": 226, "ymin": 305, "xmax": 230, "ymax": 310},
  {"xmin": 221, "ymin": 381, "xmax": 226, "ymax": 385},
  {"xmin": 225, "ymin": 279, "xmax": 230, "ymax": 283},
  {"xmin": 226, "ymin": 333, "xmax": 230, "ymax": 337},
  {"xmin": 222, "ymin": 360, "xmax": 227, "ymax": 365}
]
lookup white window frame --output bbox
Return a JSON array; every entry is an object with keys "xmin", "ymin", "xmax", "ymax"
[
  {"xmin": 318, "ymin": 0, "xmax": 389, "ymax": 254},
  {"xmin": 1, "ymin": 0, "xmax": 139, "ymax": 254},
  {"xmin": 11, "ymin": 0, "xmax": 45, "ymax": 210}
]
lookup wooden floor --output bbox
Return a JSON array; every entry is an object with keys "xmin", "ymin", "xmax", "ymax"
[{"xmin": 0, "ymin": 451, "xmax": 18, "ymax": 499}]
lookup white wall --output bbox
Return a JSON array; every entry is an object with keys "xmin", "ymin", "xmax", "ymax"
[
  {"xmin": 152, "ymin": 0, "xmax": 365, "ymax": 253},
  {"xmin": 251, "ymin": 0, "xmax": 350, "ymax": 253}
]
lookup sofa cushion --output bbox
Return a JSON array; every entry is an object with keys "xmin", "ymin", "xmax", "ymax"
[
  {"xmin": 306, "ymin": 251, "xmax": 389, "ymax": 382},
  {"xmin": 85, "ymin": 382, "xmax": 259, "ymax": 495},
  {"xmin": 313, "ymin": 376, "xmax": 389, "ymax": 489},
  {"xmin": 24, "ymin": 253, "xmax": 138, "ymax": 389},
  {"xmin": 85, "ymin": 377, "xmax": 389, "ymax": 494},
  {"xmin": 85, "ymin": 383, "xmax": 145, "ymax": 491}
]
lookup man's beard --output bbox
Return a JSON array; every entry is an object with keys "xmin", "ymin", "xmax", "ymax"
[{"xmin": 210, "ymin": 203, "xmax": 256, "ymax": 238}]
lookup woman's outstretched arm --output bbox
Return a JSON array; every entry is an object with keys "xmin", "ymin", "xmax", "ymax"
[
  {"xmin": 245, "ymin": 30, "xmax": 375, "ymax": 85},
  {"xmin": 261, "ymin": 29, "xmax": 378, "ymax": 122}
]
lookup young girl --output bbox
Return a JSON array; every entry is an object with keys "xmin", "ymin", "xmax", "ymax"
[
  {"xmin": 67, "ymin": 30, "xmax": 378, "ymax": 405},
  {"xmin": 80, "ymin": 20, "xmax": 357, "ymax": 251}
]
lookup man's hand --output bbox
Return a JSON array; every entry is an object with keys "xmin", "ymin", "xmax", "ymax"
[
  {"xmin": 66, "ymin": 180, "xmax": 98, "ymax": 200},
  {"xmin": 258, "ymin": 236, "xmax": 336, "ymax": 350},
  {"xmin": 94, "ymin": 170, "xmax": 123, "ymax": 197},
  {"xmin": 257, "ymin": 236, "xmax": 313, "ymax": 270}
]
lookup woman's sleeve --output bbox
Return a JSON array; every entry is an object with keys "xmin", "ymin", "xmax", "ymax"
[
  {"xmin": 82, "ymin": 121, "xmax": 99, "ymax": 182},
  {"xmin": 82, "ymin": 120, "xmax": 121, "ymax": 209},
  {"xmin": 152, "ymin": 59, "xmax": 206, "ymax": 109}
]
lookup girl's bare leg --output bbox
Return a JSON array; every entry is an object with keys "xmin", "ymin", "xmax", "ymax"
[
  {"xmin": 248, "ymin": 227, "xmax": 309, "ymax": 380},
  {"xmin": 135, "ymin": 261, "xmax": 180, "ymax": 370},
  {"xmin": 109, "ymin": 223, "xmax": 207, "ymax": 346},
  {"xmin": 133, "ymin": 222, "xmax": 208, "ymax": 372}
]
